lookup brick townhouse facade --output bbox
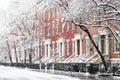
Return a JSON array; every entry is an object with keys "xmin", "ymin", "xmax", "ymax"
[{"xmin": 7, "ymin": 0, "xmax": 120, "ymax": 69}]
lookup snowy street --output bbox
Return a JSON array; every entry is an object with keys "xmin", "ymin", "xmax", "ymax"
[
  {"xmin": 0, "ymin": 66, "xmax": 120, "ymax": 80},
  {"xmin": 0, "ymin": 66, "xmax": 80, "ymax": 80}
]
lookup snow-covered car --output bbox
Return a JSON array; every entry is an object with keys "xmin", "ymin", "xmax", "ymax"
[{"xmin": 115, "ymin": 71, "xmax": 120, "ymax": 76}]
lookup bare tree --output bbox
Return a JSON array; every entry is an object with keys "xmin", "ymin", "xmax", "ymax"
[
  {"xmin": 54, "ymin": 0, "xmax": 110, "ymax": 71},
  {"xmin": 6, "ymin": 40, "xmax": 12, "ymax": 65},
  {"xmin": 91, "ymin": 0, "xmax": 120, "ymax": 44},
  {"xmin": 13, "ymin": 41, "xmax": 18, "ymax": 64}
]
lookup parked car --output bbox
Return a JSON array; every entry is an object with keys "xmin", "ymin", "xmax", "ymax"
[{"xmin": 115, "ymin": 70, "xmax": 120, "ymax": 76}]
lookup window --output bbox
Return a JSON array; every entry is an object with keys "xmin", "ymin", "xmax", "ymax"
[
  {"xmin": 48, "ymin": 23, "xmax": 50, "ymax": 37},
  {"xmin": 62, "ymin": 22, "xmax": 65, "ymax": 33},
  {"xmin": 93, "ymin": 9, "xmax": 99, "ymax": 21},
  {"xmin": 56, "ymin": 22, "xmax": 59, "ymax": 34},
  {"xmin": 93, "ymin": 36, "xmax": 99, "ymax": 54},
  {"xmin": 72, "ymin": 23, "xmax": 75, "ymax": 30},
  {"xmin": 46, "ymin": 44, "xmax": 48, "ymax": 57},
  {"xmin": 67, "ymin": 40, "xmax": 70, "ymax": 55},
  {"xmin": 86, "ymin": 37, "xmax": 90, "ymax": 54},
  {"xmin": 48, "ymin": 10, "xmax": 50, "ymax": 20},
  {"xmin": 52, "ymin": 21, "xmax": 55, "ymax": 35},
  {"xmin": 66, "ymin": 22, "xmax": 69, "ymax": 31},
  {"xmin": 44, "ymin": 11, "xmax": 46, "ymax": 22},
  {"xmin": 52, "ymin": 8, "xmax": 55, "ymax": 18},
  {"xmin": 44, "ymin": 26, "xmax": 46, "ymax": 38},
  {"xmin": 114, "ymin": 38, "xmax": 120, "ymax": 52},
  {"xmin": 85, "ymin": 12, "xmax": 89, "ymax": 23},
  {"xmin": 72, "ymin": 40, "xmax": 75, "ymax": 55}
]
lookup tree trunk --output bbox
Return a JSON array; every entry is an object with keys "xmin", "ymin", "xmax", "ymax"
[
  {"xmin": 29, "ymin": 49, "xmax": 32, "ymax": 68},
  {"xmin": 14, "ymin": 41, "xmax": 18, "ymax": 64},
  {"xmin": 78, "ymin": 25, "xmax": 108, "ymax": 71},
  {"xmin": 38, "ymin": 45, "xmax": 41, "ymax": 69},
  {"xmin": 24, "ymin": 50, "xmax": 27, "ymax": 64},
  {"xmin": 7, "ymin": 41, "xmax": 12, "ymax": 65}
]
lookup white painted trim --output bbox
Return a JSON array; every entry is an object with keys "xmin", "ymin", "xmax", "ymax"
[
  {"xmin": 72, "ymin": 39, "xmax": 75, "ymax": 41},
  {"xmin": 105, "ymin": 34, "xmax": 109, "ymax": 55},
  {"xmin": 44, "ymin": 39, "xmax": 51, "ymax": 44},
  {"xmin": 52, "ymin": 41, "xmax": 55, "ymax": 44},
  {"xmin": 75, "ymin": 33, "xmax": 81, "ymax": 40},
  {"xmin": 57, "ymin": 38, "xmax": 64, "ymax": 43},
  {"xmin": 85, "ymin": 36, "xmax": 89, "ymax": 39},
  {"xmin": 98, "ymin": 27, "xmax": 109, "ymax": 35},
  {"xmin": 110, "ymin": 58, "xmax": 120, "ymax": 63},
  {"xmin": 93, "ymin": 35, "xmax": 98, "ymax": 38},
  {"xmin": 110, "ymin": 58, "xmax": 120, "ymax": 60},
  {"xmin": 80, "ymin": 38, "xmax": 82, "ymax": 56}
]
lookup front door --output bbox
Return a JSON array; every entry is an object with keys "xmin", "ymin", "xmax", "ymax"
[
  {"xmin": 101, "ymin": 35, "xmax": 105, "ymax": 54},
  {"xmin": 77, "ymin": 40, "xmax": 80, "ymax": 55}
]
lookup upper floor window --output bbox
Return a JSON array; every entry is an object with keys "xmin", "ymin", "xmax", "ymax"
[
  {"xmin": 66, "ymin": 21, "xmax": 69, "ymax": 31},
  {"xmin": 52, "ymin": 8, "xmax": 55, "ymax": 18},
  {"xmin": 48, "ymin": 24, "xmax": 50, "ymax": 37},
  {"xmin": 48, "ymin": 10, "xmax": 51, "ymax": 20},
  {"xmin": 56, "ymin": 21, "xmax": 59, "ymax": 34},
  {"xmin": 93, "ymin": 9, "xmax": 99, "ymax": 21},
  {"xmin": 62, "ymin": 22, "xmax": 65, "ymax": 33},
  {"xmin": 72, "ymin": 23, "xmax": 75, "ymax": 30},
  {"xmin": 85, "ymin": 12, "xmax": 89, "ymax": 23},
  {"xmin": 114, "ymin": 38, "xmax": 120, "ymax": 52},
  {"xmin": 52, "ymin": 21, "xmax": 55, "ymax": 35}
]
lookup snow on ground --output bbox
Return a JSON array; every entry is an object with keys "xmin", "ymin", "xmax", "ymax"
[{"xmin": 0, "ymin": 66, "xmax": 80, "ymax": 80}]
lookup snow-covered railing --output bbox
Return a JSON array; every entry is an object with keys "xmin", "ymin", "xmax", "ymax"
[
  {"xmin": 85, "ymin": 53, "xmax": 98, "ymax": 63},
  {"xmin": 63, "ymin": 55, "xmax": 74, "ymax": 63}
]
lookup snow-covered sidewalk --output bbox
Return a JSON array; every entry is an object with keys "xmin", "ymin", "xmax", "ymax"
[
  {"xmin": 30, "ymin": 69, "xmax": 120, "ymax": 80},
  {"xmin": 0, "ymin": 66, "xmax": 80, "ymax": 80}
]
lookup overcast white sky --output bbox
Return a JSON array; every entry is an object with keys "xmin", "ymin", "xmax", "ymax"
[
  {"xmin": 0, "ymin": 0, "xmax": 36, "ymax": 36},
  {"xmin": 0, "ymin": 0, "xmax": 9, "ymax": 9},
  {"xmin": 0, "ymin": 0, "xmax": 10, "ymax": 36},
  {"xmin": 0, "ymin": 0, "xmax": 10, "ymax": 10}
]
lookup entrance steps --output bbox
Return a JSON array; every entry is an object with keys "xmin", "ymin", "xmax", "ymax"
[
  {"xmin": 85, "ymin": 54, "xmax": 100, "ymax": 63},
  {"xmin": 64, "ymin": 55, "xmax": 75, "ymax": 63}
]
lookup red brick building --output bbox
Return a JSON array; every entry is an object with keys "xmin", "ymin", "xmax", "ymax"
[{"xmin": 8, "ymin": 0, "xmax": 120, "ymax": 69}]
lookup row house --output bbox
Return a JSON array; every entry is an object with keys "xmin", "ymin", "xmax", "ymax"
[
  {"xmin": 37, "ymin": 0, "xmax": 120, "ymax": 65},
  {"xmin": 8, "ymin": 0, "xmax": 120, "ymax": 67}
]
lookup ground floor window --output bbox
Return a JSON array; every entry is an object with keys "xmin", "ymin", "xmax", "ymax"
[
  {"xmin": 93, "ymin": 36, "xmax": 99, "ymax": 54},
  {"xmin": 86, "ymin": 37, "xmax": 90, "ymax": 55},
  {"xmin": 72, "ymin": 40, "xmax": 75, "ymax": 55}
]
